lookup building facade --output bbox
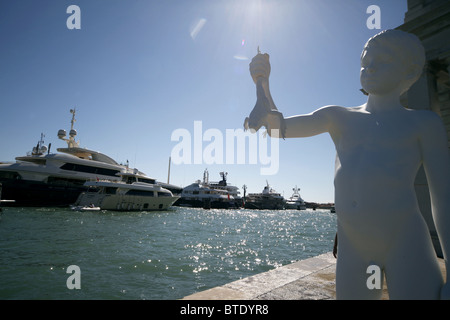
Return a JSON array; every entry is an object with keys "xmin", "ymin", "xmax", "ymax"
[{"xmin": 397, "ymin": 0, "xmax": 450, "ymax": 257}]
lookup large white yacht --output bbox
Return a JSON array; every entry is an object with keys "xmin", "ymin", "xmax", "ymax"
[
  {"xmin": 176, "ymin": 169, "xmax": 240, "ymax": 209},
  {"xmin": 244, "ymin": 181, "xmax": 286, "ymax": 210},
  {"xmin": 0, "ymin": 109, "xmax": 179, "ymax": 207},
  {"xmin": 72, "ymin": 171, "xmax": 179, "ymax": 211},
  {"xmin": 285, "ymin": 186, "xmax": 306, "ymax": 210},
  {"xmin": 206, "ymin": 170, "xmax": 243, "ymax": 207}
]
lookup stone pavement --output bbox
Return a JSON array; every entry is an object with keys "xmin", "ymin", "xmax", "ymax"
[
  {"xmin": 183, "ymin": 252, "xmax": 340, "ymax": 300},
  {"xmin": 183, "ymin": 251, "xmax": 446, "ymax": 300}
]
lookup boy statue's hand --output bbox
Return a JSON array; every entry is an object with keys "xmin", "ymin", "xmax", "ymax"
[
  {"xmin": 245, "ymin": 48, "xmax": 286, "ymax": 138},
  {"xmin": 243, "ymin": 95, "xmax": 286, "ymax": 138}
]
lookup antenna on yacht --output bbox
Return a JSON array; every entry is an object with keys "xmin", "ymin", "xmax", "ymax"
[
  {"xmin": 220, "ymin": 172, "xmax": 228, "ymax": 181},
  {"xmin": 32, "ymin": 133, "xmax": 48, "ymax": 156},
  {"xmin": 167, "ymin": 156, "xmax": 171, "ymax": 184},
  {"xmin": 70, "ymin": 108, "xmax": 76, "ymax": 130},
  {"xmin": 58, "ymin": 108, "xmax": 80, "ymax": 148},
  {"xmin": 203, "ymin": 168, "xmax": 209, "ymax": 184},
  {"xmin": 219, "ymin": 171, "xmax": 228, "ymax": 186}
]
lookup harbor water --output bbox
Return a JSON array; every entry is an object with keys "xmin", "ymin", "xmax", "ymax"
[{"xmin": 0, "ymin": 206, "xmax": 336, "ymax": 300}]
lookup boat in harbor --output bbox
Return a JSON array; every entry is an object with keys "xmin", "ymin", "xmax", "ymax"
[
  {"xmin": 0, "ymin": 109, "xmax": 181, "ymax": 207},
  {"xmin": 176, "ymin": 169, "xmax": 240, "ymax": 209},
  {"xmin": 244, "ymin": 181, "xmax": 285, "ymax": 210},
  {"xmin": 71, "ymin": 203, "xmax": 101, "ymax": 212},
  {"xmin": 72, "ymin": 171, "xmax": 179, "ymax": 211},
  {"xmin": 285, "ymin": 186, "xmax": 306, "ymax": 210},
  {"xmin": 206, "ymin": 170, "xmax": 243, "ymax": 208}
]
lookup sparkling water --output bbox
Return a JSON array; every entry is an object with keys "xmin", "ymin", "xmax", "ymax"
[{"xmin": 0, "ymin": 207, "xmax": 336, "ymax": 299}]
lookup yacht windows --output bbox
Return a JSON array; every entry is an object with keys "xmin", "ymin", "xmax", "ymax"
[
  {"xmin": 137, "ymin": 177, "xmax": 156, "ymax": 184},
  {"xmin": 157, "ymin": 191, "xmax": 172, "ymax": 197},
  {"xmin": 125, "ymin": 190, "xmax": 155, "ymax": 196},
  {"xmin": 47, "ymin": 177, "xmax": 85, "ymax": 186},
  {"xmin": 104, "ymin": 187, "xmax": 118, "ymax": 194},
  {"xmin": 0, "ymin": 171, "xmax": 21, "ymax": 180},
  {"xmin": 60, "ymin": 163, "xmax": 120, "ymax": 177},
  {"xmin": 125, "ymin": 176, "xmax": 136, "ymax": 184}
]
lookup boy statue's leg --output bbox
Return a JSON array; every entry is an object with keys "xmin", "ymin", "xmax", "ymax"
[
  {"xmin": 335, "ymin": 230, "xmax": 384, "ymax": 300},
  {"xmin": 384, "ymin": 216, "xmax": 443, "ymax": 299}
]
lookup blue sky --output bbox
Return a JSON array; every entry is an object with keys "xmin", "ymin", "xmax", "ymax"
[{"xmin": 0, "ymin": 0, "xmax": 408, "ymax": 203}]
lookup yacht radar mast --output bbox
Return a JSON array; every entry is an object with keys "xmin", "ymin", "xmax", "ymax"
[
  {"xmin": 57, "ymin": 108, "xmax": 80, "ymax": 148},
  {"xmin": 219, "ymin": 171, "xmax": 228, "ymax": 186},
  {"xmin": 31, "ymin": 133, "xmax": 48, "ymax": 156},
  {"xmin": 203, "ymin": 168, "xmax": 209, "ymax": 184}
]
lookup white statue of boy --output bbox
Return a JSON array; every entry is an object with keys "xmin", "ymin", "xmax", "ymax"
[{"xmin": 246, "ymin": 29, "xmax": 450, "ymax": 299}]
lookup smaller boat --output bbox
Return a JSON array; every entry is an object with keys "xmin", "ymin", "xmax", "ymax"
[
  {"xmin": 71, "ymin": 204, "xmax": 101, "ymax": 212},
  {"xmin": 0, "ymin": 183, "xmax": 15, "ymax": 211},
  {"xmin": 285, "ymin": 186, "xmax": 306, "ymax": 210},
  {"xmin": 72, "ymin": 171, "xmax": 179, "ymax": 211}
]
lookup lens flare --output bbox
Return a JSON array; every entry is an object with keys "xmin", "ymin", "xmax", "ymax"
[
  {"xmin": 233, "ymin": 55, "xmax": 249, "ymax": 61},
  {"xmin": 190, "ymin": 18, "xmax": 207, "ymax": 40}
]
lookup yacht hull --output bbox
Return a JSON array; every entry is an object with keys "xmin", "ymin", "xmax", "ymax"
[
  {"xmin": 244, "ymin": 199, "xmax": 285, "ymax": 210},
  {"xmin": 175, "ymin": 198, "xmax": 240, "ymax": 209},
  {"xmin": 243, "ymin": 195, "xmax": 285, "ymax": 210},
  {"xmin": 0, "ymin": 179, "xmax": 85, "ymax": 207},
  {"xmin": 285, "ymin": 202, "xmax": 306, "ymax": 210},
  {"xmin": 74, "ymin": 192, "xmax": 179, "ymax": 211}
]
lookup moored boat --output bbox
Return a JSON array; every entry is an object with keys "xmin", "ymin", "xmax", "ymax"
[
  {"xmin": 176, "ymin": 169, "xmax": 240, "ymax": 209},
  {"xmin": 72, "ymin": 171, "xmax": 179, "ymax": 211},
  {"xmin": 0, "ymin": 109, "xmax": 181, "ymax": 207},
  {"xmin": 244, "ymin": 181, "xmax": 285, "ymax": 210},
  {"xmin": 285, "ymin": 186, "xmax": 306, "ymax": 210},
  {"xmin": 71, "ymin": 204, "xmax": 101, "ymax": 212}
]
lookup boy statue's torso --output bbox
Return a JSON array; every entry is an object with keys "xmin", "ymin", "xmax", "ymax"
[{"xmin": 331, "ymin": 105, "xmax": 429, "ymax": 254}]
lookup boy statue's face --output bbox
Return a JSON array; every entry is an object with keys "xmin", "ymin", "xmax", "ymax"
[{"xmin": 360, "ymin": 42, "xmax": 407, "ymax": 96}]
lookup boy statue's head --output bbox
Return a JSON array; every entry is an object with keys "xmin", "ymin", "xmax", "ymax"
[{"xmin": 361, "ymin": 29, "xmax": 426, "ymax": 94}]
